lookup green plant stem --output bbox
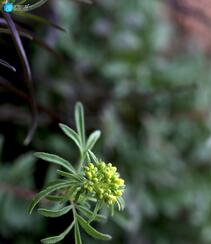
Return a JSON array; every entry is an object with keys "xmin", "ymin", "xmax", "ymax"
[
  {"xmin": 77, "ymin": 149, "xmax": 85, "ymax": 172},
  {"xmin": 72, "ymin": 200, "xmax": 78, "ymax": 222}
]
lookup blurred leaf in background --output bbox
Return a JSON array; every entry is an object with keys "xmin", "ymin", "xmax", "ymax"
[{"xmin": 0, "ymin": 135, "xmax": 45, "ymax": 243}]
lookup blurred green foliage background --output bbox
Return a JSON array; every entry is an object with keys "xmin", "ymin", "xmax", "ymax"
[{"xmin": 2, "ymin": 0, "xmax": 211, "ymax": 243}]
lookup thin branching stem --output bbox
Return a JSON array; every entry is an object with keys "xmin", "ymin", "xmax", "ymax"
[{"xmin": 3, "ymin": 12, "xmax": 38, "ymax": 145}]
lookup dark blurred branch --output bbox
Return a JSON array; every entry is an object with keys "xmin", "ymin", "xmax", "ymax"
[
  {"xmin": 3, "ymin": 12, "xmax": 37, "ymax": 145},
  {"xmin": 0, "ymin": 76, "xmax": 62, "ymax": 123},
  {"xmin": 0, "ymin": 17, "xmax": 65, "ymax": 61}
]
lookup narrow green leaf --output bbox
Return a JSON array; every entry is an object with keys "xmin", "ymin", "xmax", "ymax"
[
  {"xmin": 14, "ymin": 12, "xmax": 66, "ymax": 32},
  {"xmin": 88, "ymin": 201, "xmax": 103, "ymax": 223},
  {"xmin": 87, "ymin": 197, "xmax": 97, "ymax": 203},
  {"xmin": 109, "ymin": 204, "xmax": 114, "ymax": 217},
  {"xmin": 57, "ymin": 170, "xmax": 84, "ymax": 182},
  {"xmin": 38, "ymin": 205, "xmax": 72, "ymax": 218},
  {"xmin": 59, "ymin": 124, "xmax": 81, "ymax": 149},
  {"xmin": 117, "ymin": 196, "xmax": 125, "ymax": 211},
  {"xmin": 57, "ymin": 170, "xmax": 75, "ymax": 178},
  {"xmin": 86, "ymin": 130, "xmax": 101, "ymax": 151},
  {"xmin": 34, "ymin": 152, "xmax": 75, "ymax": 173},
  {"xmin": 86, "ymin": 152, "xmax": 91, "ymax": 163},
  {"xmin": 88, "ymin": 150, "xmax": 98, "ymax": 164},
  {"xmin": 46, "ymin": 195, "xmax": 64, "ymax": 201},
  {"xmin": 74, "ymin": 221, "xmax": 82, "ymax": 244},
  {"xmin": 75, "ymin": 102, "xmax": 86, "ymax": 147},
  {"xmin": 77, "ymin": 214, "xmax": 112, "ymax": 240},
  {"xmin": 28, "ymin": 181, "xmax": 71, "ymax": 214},
  {"xmin": 76, "ymin": 205, "xmax": 106, "ymax": 222},
  {"xmin": 14, "ymin": 0, "xmax": 48, "ymax": 12},
  {"xmin": 41, "ymin": 221, "xmax": 74, "ymax": 244}
]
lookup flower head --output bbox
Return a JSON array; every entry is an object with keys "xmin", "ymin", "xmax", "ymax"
[{"xmin": 83, "ymin": 161, "xmax": 125, "ymax": 205}]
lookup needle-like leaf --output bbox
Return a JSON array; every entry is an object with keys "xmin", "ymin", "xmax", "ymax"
[
  {"xmin": 0, "ymin": 58, "xmax": 16, "ymax": 72},
  {"xmin": 76, "ymin": 205, "xmax": 106, "ymax": 222},
  {"xmin": 38, "ymin": 205, "xmax": 72, "ymax": 218},
  {"xmin": 29, "ymin": 181, "xmax": 71, "ymax": 214},
  {"xmin": 86, "ymin": 130, "xmax": 101, "ymax": 151},
  {"xmin": 75, "ymin": 102, "xmax": 86, "ymax": 147},
  {"xmin": 14, "ymin": 12, "xmax": 66, "ymax": 32},
  {"xmin": 41, "ymin": 221, "xmax": 75, "ymax": 244},
  {"xmin": 77, "ymin": 214, "xmax": 112, "ymax": 240},
  {"xmin": 3, "ymin": 12, "xmax": 37, "ymax": 145},
  {"xmin": 34, "ymin": 152, "xmax": 75, "ymax": 173},
  {"xmin": 59, "ymin": 123, "xmax": 81, "ymax": 149},
  {"xmin": 14, "ymin": 0, "xmax": 49, "ymax": 12}
]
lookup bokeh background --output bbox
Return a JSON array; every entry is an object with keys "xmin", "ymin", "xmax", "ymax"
[{"xmin": 1, "ymin": 0, "xmax": 211, "ymax": 243}]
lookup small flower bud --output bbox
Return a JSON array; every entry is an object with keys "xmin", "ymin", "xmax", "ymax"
[
  {"xmin": 86, "ymin": 172, "xmax": 92, "ymax": 180},
  {"xmin": 87, "ymin": 186, "xmax": 93, "ymax": 192},
  {"xmin": 112, "ymin": 166, "xmax": 117, "ymax": 172},
  {"xmin": 116, "ymin": 190, "xmax": 123, "ymax": 197},
  {"xmin": 88, "ymin": 163, "xmax": 94, "ymax": 169},
  {"xmin": 115, "ymin": 178, "xmax": 125, "ymax": 186}
]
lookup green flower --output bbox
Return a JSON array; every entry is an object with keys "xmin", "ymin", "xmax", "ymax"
[{"xmin": 83, "ymin": 161, "xmax": 125, "ymax": 205}]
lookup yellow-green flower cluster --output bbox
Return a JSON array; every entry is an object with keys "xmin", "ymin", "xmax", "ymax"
[{"xmin": 83, "ymin": 161, "xmax": 125, "ymax": 205}]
